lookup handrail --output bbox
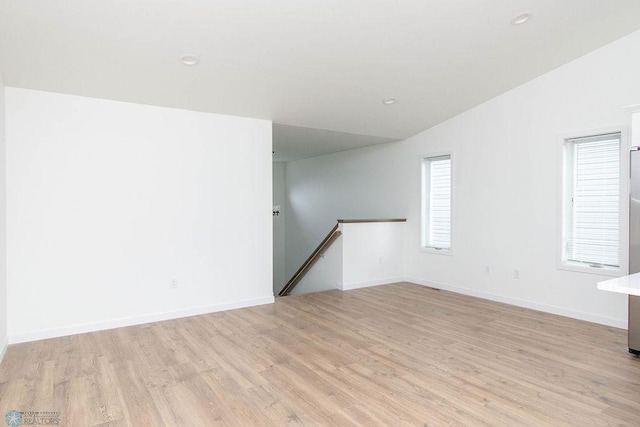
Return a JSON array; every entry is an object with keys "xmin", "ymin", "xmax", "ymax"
[{"xmin": 278, "ymin": 223, "xmax": 341, "ymax": 296}]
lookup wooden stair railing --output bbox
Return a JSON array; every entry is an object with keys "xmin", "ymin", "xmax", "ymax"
[{"xmin": 278, "ymin": 223, "xmax": 342, "ymax": 296}]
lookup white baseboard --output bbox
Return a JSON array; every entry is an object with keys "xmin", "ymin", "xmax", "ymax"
[
  {"xmin": 0, "ymin": 337, "xmax": 7, "ymax": 365},
  {"xmin": 340, "ymin": 277, "xmax": 406, "ymax": 291},
  {"xmin": 8, "ymin": 295, "xmax": 275, "ymax": 344},
  {"xmin": 406, "ymin": 277, "xmax": 627, "ymax": 330}
]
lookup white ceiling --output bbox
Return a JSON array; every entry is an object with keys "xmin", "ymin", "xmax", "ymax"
[{"xmin": 2, "ymin": 1, "xmax": 640, "ymax": 161}]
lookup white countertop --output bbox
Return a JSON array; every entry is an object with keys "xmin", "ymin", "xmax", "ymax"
[{"xmin": 597, "ymin": 272, "xmax": 640, "ymax": 296}]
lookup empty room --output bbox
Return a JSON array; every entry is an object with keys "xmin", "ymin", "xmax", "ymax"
[{"xmin": 2, "ymin": 1, "xmax": 640, "ymax": 425}]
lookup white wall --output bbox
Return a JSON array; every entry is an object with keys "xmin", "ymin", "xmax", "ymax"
[
  {"xmin": 272, "ymin": 162, "xmax": 286, "ymax": 294},
  {"xmin": 6, "ymin": 88, "xmax": 273, "ymax": 343},
  {"xmin": 286, "ymin": 29, "xmax": 640, "ymax": 328},
  {"xmin": 341, "ymin": 222, "xmax": 405, "ymax": 290},
  {"xmin": 0, "ymin": 74, "xmax": 7, "ymax": 362}
]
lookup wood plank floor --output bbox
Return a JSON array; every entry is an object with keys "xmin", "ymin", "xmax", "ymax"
[{"xmin": 1, "ymin": 282, "xmax": 639, "ymax": 426}]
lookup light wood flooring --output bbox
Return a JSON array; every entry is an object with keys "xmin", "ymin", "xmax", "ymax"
[{"xmin": 1, "ymin": 282, "xmax": 639, "ymax": 426}]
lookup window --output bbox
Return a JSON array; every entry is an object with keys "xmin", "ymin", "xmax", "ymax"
[
  {"xmin": 422, "ymin": 154, "xmax": 452, "ymax": 251},
  {"xmin": 561, "ymin": 132, "xmax": 622, "ymax": 272}
]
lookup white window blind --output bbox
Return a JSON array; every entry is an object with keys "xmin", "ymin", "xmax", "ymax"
[
  {"xmin": 423, "ymin": 155, "xmax": 451, "ymax": 250},
  {"xmin": 565, "ymin": 133, "xmax": 621, "ymax": 268}
]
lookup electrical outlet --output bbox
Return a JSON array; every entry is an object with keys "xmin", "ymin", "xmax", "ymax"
[
  {"xmin": 513, "ymin": 269, "xmax": 520, "ymax": 279},
  {"xmin": 170, "ymin": 279, "xmax": 178, "ymax": 289},
  {"xmin": 484, "ymin": 265, "xmax": 491, "ymax": 274}
]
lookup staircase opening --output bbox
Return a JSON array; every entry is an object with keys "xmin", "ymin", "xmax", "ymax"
[{"xmin": 279, "ymin": 219, "xmax": 407, "ymax": 297}]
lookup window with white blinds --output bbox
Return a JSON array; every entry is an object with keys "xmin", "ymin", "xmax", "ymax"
[
  {"xmin": 422, "ymin": 155, "xmax": 452, "ymax": 250},
  {"xmin": 563, "ymin": 132, "xmax": 621, "ymax": 269}
]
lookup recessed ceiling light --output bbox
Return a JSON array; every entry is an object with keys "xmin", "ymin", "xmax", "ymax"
[
  {"xmin": 511, "ymin": 13, "xmax": 531, "ymax": 25},
  {"xmin": 180, "ymin": 54, "xmax": 200, "ymax": 66},
  {"xmin": 382, "ymin": 97, "xmax": 397, "ymax": 105}
]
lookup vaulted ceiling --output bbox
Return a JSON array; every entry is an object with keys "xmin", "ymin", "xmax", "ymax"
[{"xmin": 2, "ymin": 0, "xmax": 640, "ymax": 160}]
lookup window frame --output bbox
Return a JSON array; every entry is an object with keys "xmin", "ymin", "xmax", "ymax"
[
  {"xmin": 557, "ymin": 126, "xmax": 629, "ymax": 276},
  {"xmin": 420, "ymin": 152, "xmax": 454, "ymax": 255}
]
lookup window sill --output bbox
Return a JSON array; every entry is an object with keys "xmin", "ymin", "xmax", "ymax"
[
  {"xmin": 557, "ymin": 262, "xmax": 622, "ymax": 277},
  {"xmin": 419, "ymin": 247, "xmax": 453, "ymax": 256}
]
